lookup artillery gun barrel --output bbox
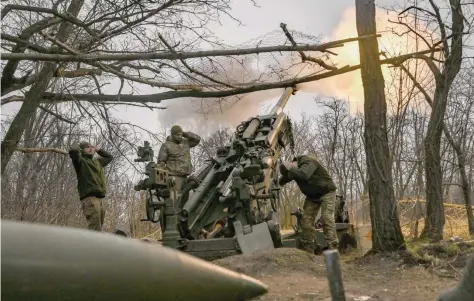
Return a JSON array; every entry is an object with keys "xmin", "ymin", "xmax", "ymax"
[
  {"xmin": 1, "ymin": 219, "xmax": 268, "ymax": 301},
  {"xmin": 242, "ymin": 118, "xmax": 261, "ymax": 139},
  {"xmin": 269, "ymin": 87, "xmax": 294, "ymax": 115},
  {"xmin": 181, "ymin": 167, "xmax": 218, "ymax": 216},
  {"xmin": 242, "ymin": 87, "xmax": 294, "ymax": 140}
]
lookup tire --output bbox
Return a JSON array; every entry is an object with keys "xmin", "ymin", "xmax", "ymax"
[{"xmin": 267, "ymin": 220, "xmax": 283, "ymax": 248}]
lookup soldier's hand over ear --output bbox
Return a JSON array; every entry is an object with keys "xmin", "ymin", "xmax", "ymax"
[{"xmin": 283, "ymin": 161, "xmax": 294, "ymax": 171}]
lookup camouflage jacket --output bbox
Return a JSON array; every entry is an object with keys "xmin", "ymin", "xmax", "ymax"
[
  {"xmin": 68, "ymin": 148, "xmax": 114, "ymax": 200},
  {"xmin": 157, "ymin": 131, "xmax": 201, "ymax": 176},
  {"xmin": 279, "ymin": 155, "xmax": 336, "ymax": 200}
]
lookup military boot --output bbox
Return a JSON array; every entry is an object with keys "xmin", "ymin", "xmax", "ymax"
[
  {"xmin": 298, "ymin": 241, "xmax": 315, "ymax": 254},
  {"xmin": 299, "ymin": 245, "xmax": 315, "ymax": 254}
]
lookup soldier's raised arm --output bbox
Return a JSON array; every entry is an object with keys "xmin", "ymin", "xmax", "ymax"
[
  {"xmin": 278, "ymin": 163, "xmax": 293, "ymax": 186},
  {"xmin": 288, "ymin": 156, "xmax": 318, "ymax": 181},
  {"xmin": 96, "ymin": 147, "xmax": 114, "ymax": 167},
  {"xmin": 183, "ymin": 131, "xmax": 201, "ymax": 148},
  {"xmin": 68, "ymin": 144, "xmax": 82, "ymax": 171}
]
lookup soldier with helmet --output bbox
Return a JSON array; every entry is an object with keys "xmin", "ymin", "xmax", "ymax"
[
  {"xmin": 157, "ymin": 125, "xmax": 201, "ymax": 202},
  {"xmin": 68, "ymin": 141, "xmax": 114, "ymax": 231},
  {"xmin": 278, "ymin": 154, "xmax": 339, "ymax": 253}
]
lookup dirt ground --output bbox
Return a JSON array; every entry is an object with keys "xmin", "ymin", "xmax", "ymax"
[{"xmin": 213, "ymin": 248, "xmax": 464, "ymax": 301}]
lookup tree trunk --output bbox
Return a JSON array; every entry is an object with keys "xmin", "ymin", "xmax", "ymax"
[
  {"xmin": 355, "ymin": 0, "xmax": 405, "ymax": 252},
  {"xmin": 458, "ymin": 155, "xmax": 474, "ymax": 235},
  {"xmin": 420, "ymin": 0, "xmax": 464, "ymax": 241},
  {"xmin": 422, "ymin": 89, "xmax": 446, "ymax": 241},
  {"xmin": 0, "ymin": 0, "xmax": 84, "ymax": 175},
  {"xmin": 443, "ymin": 130, "xmax": 474, "ymax": 235}
]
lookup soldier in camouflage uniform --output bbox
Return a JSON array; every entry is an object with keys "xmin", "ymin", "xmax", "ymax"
[
  {"xmin": 157, "ymin": 125, "xmax": 201, "ymax": 205},
  {"xmin": 279, "ymin": 155, "xmax": 339, "ymax": 252},
  {"xmin": 69, "ymin": 141, "xmax": 114, "ymax": 231}
]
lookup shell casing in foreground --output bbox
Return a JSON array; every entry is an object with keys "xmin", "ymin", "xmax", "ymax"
[{"xmin": 1, "ymin": 219, "xmax": 268, "ymax": 301}]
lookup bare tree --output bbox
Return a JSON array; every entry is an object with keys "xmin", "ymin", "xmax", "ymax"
[
  {"xmin": 443, "ymin": 66, "xmax": 474, "ymax": 234},
  {"xmin": 1, "ymin": 0, "xmax": 444, "ymax": 176},
  {"xmin": 356, "ymin": 0, "xmax": 405, "ymax": 252},
  {"xmin": 1, "ymin": 103, "xmax": 140, "ymax": 232},
  {"xmin": 392, "ymin": 0, "xmax": 470, "ymax": 240}
]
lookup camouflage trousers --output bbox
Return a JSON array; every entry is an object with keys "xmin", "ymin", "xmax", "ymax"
[
  {"xmin": 171, "ymin": 176, "xmax": 186, "ymax": 210},
  {"xmin": 300, "ymin": 191, "xmax": 339, "ymax": 251},
  {"xmin": 81, "ymin": 196, "xmax": 105, "ymax": 231}
]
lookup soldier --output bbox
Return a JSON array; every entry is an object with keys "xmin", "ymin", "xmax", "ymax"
[
  {"xmin": 316, "ymin": 193, "xmax": 348, "ymax": 227},
  {"xmin": 68, "ymin": 141, "xmax": 114, "ymax": 231},
  {"xmin": 157, "ymin": 125, "xmax": 201, "ymax": 203},
  {"xmin": 279, "ymin": 155, "xmax": 339, "ymax": 253}
]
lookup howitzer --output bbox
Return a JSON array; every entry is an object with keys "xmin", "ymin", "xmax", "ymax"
[
  {"xmin": 134, "ymin": 87, "xmax": 297, "ymax": 259},
  {"xmin": 1, "ymin": 219, "xmax": 268, "ymax": 301}
]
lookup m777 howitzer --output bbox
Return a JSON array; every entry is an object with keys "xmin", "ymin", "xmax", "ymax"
[
  {"xmin": 134, "ymin": 87, "xmax": 297, "ymax": 260},
  {"xmin": 1, "ymin": 219, "xmax": 268, "ymax": 301}
]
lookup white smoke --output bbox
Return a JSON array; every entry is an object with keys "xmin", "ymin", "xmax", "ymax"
[
  {"xmin": 158, "ymin": 6, "xmax": 427, "ymax": 133},
  {"xmin": 157, "ymin": 89, "xmax": 285, "ymax": 135}
]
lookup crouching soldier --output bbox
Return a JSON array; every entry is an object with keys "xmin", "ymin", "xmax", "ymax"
[
  {"xmin": 157, "ymin": 125, "xmax": 201, "ymax": 204},
  {"xmin": 69, "ymin": 141, "xmax": 113, "ymax": 231},
  {"xmin": 279, "ymin": 155, "xmax": 339, "ymax": 253}
]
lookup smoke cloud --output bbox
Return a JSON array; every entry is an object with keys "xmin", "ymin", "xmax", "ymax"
[
  {"xmin": 157, "ymin": 88, "xmax": 285, "ymax": 135},
  {"xmin": 158, "ymin": 6, "xmax": 429, "ymax": 134},
  {"xmin": 157, "ymin": 51, "xmax": 287, "ymax": 134},
  {"xmin": 297, "ymin": 7, "xmax": 429, "ymax": 113}
]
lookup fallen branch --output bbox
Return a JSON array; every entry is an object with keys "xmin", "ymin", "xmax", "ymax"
[
  {"xmin": 15, "ymin": 147, "xmax": 68, "ymax": 155},
  {"xmin": 54, "ymin": 67, "xmax": 102, "ymax": 78},
  {"xmin": 1, "ymin": 48, "xmax": 442, "ymax": 105},
  {"xmin": 1, "ymin": 34, "xmax": 380, "ymax": 62}
]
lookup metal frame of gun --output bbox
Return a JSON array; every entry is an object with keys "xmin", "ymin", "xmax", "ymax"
[{"xmin": 133, "ymin": 141, "xmax": 184, "ymax": 238}]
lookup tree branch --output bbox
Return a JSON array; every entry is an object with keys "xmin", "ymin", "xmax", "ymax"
[
  {"xmin": 1, "ymin": 47, "xmax": 442, "ymax": 105},
  {"xmin": 1, "ymin": 34, "xmax": 380, "ymax": 62},
  {"xmin": 387, "ymin": 49, "xmax": 442, "ymax": 78},
  {"xmin": 38, "ymin": 105, "xmax": 77, "ymax": 124},
  {"xmin": 428, "ymin": 0, "xmax": 450, "ymax": 58},
  {"xmin": 41, "ymin": 32, "xmax": 199, "ymax": 91},
  {"xmin": 157, "ymin": 33, "xmax": 236, "ymax": 88},
  {"xmin": 280, "ymin": 23, "xmax": 338, "ymax": 71},
  {"xmin": 15, "ymin": 147, "xmax": 68, "ymax": 155}
]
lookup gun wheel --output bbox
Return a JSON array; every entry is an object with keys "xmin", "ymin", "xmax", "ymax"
[
  {"xmin": 267, "ymin": 220, "xmax": 283, "ymax": 248},
  {"xmin": 270, "ymin": 178, "xmax": 280, "ymax": 212}
]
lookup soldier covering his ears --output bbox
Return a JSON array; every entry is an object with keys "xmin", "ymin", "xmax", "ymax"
[
  {"xmin": 157, "ymin": 125, "xmax": 201, "ymax": 202},
  {"xmin": 68, "ymin": 141, "xmax": 114, "ymax": 231},
  {"xmin": 278, "ymin": 155, "xmax": 339, "ymax": 253}
]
